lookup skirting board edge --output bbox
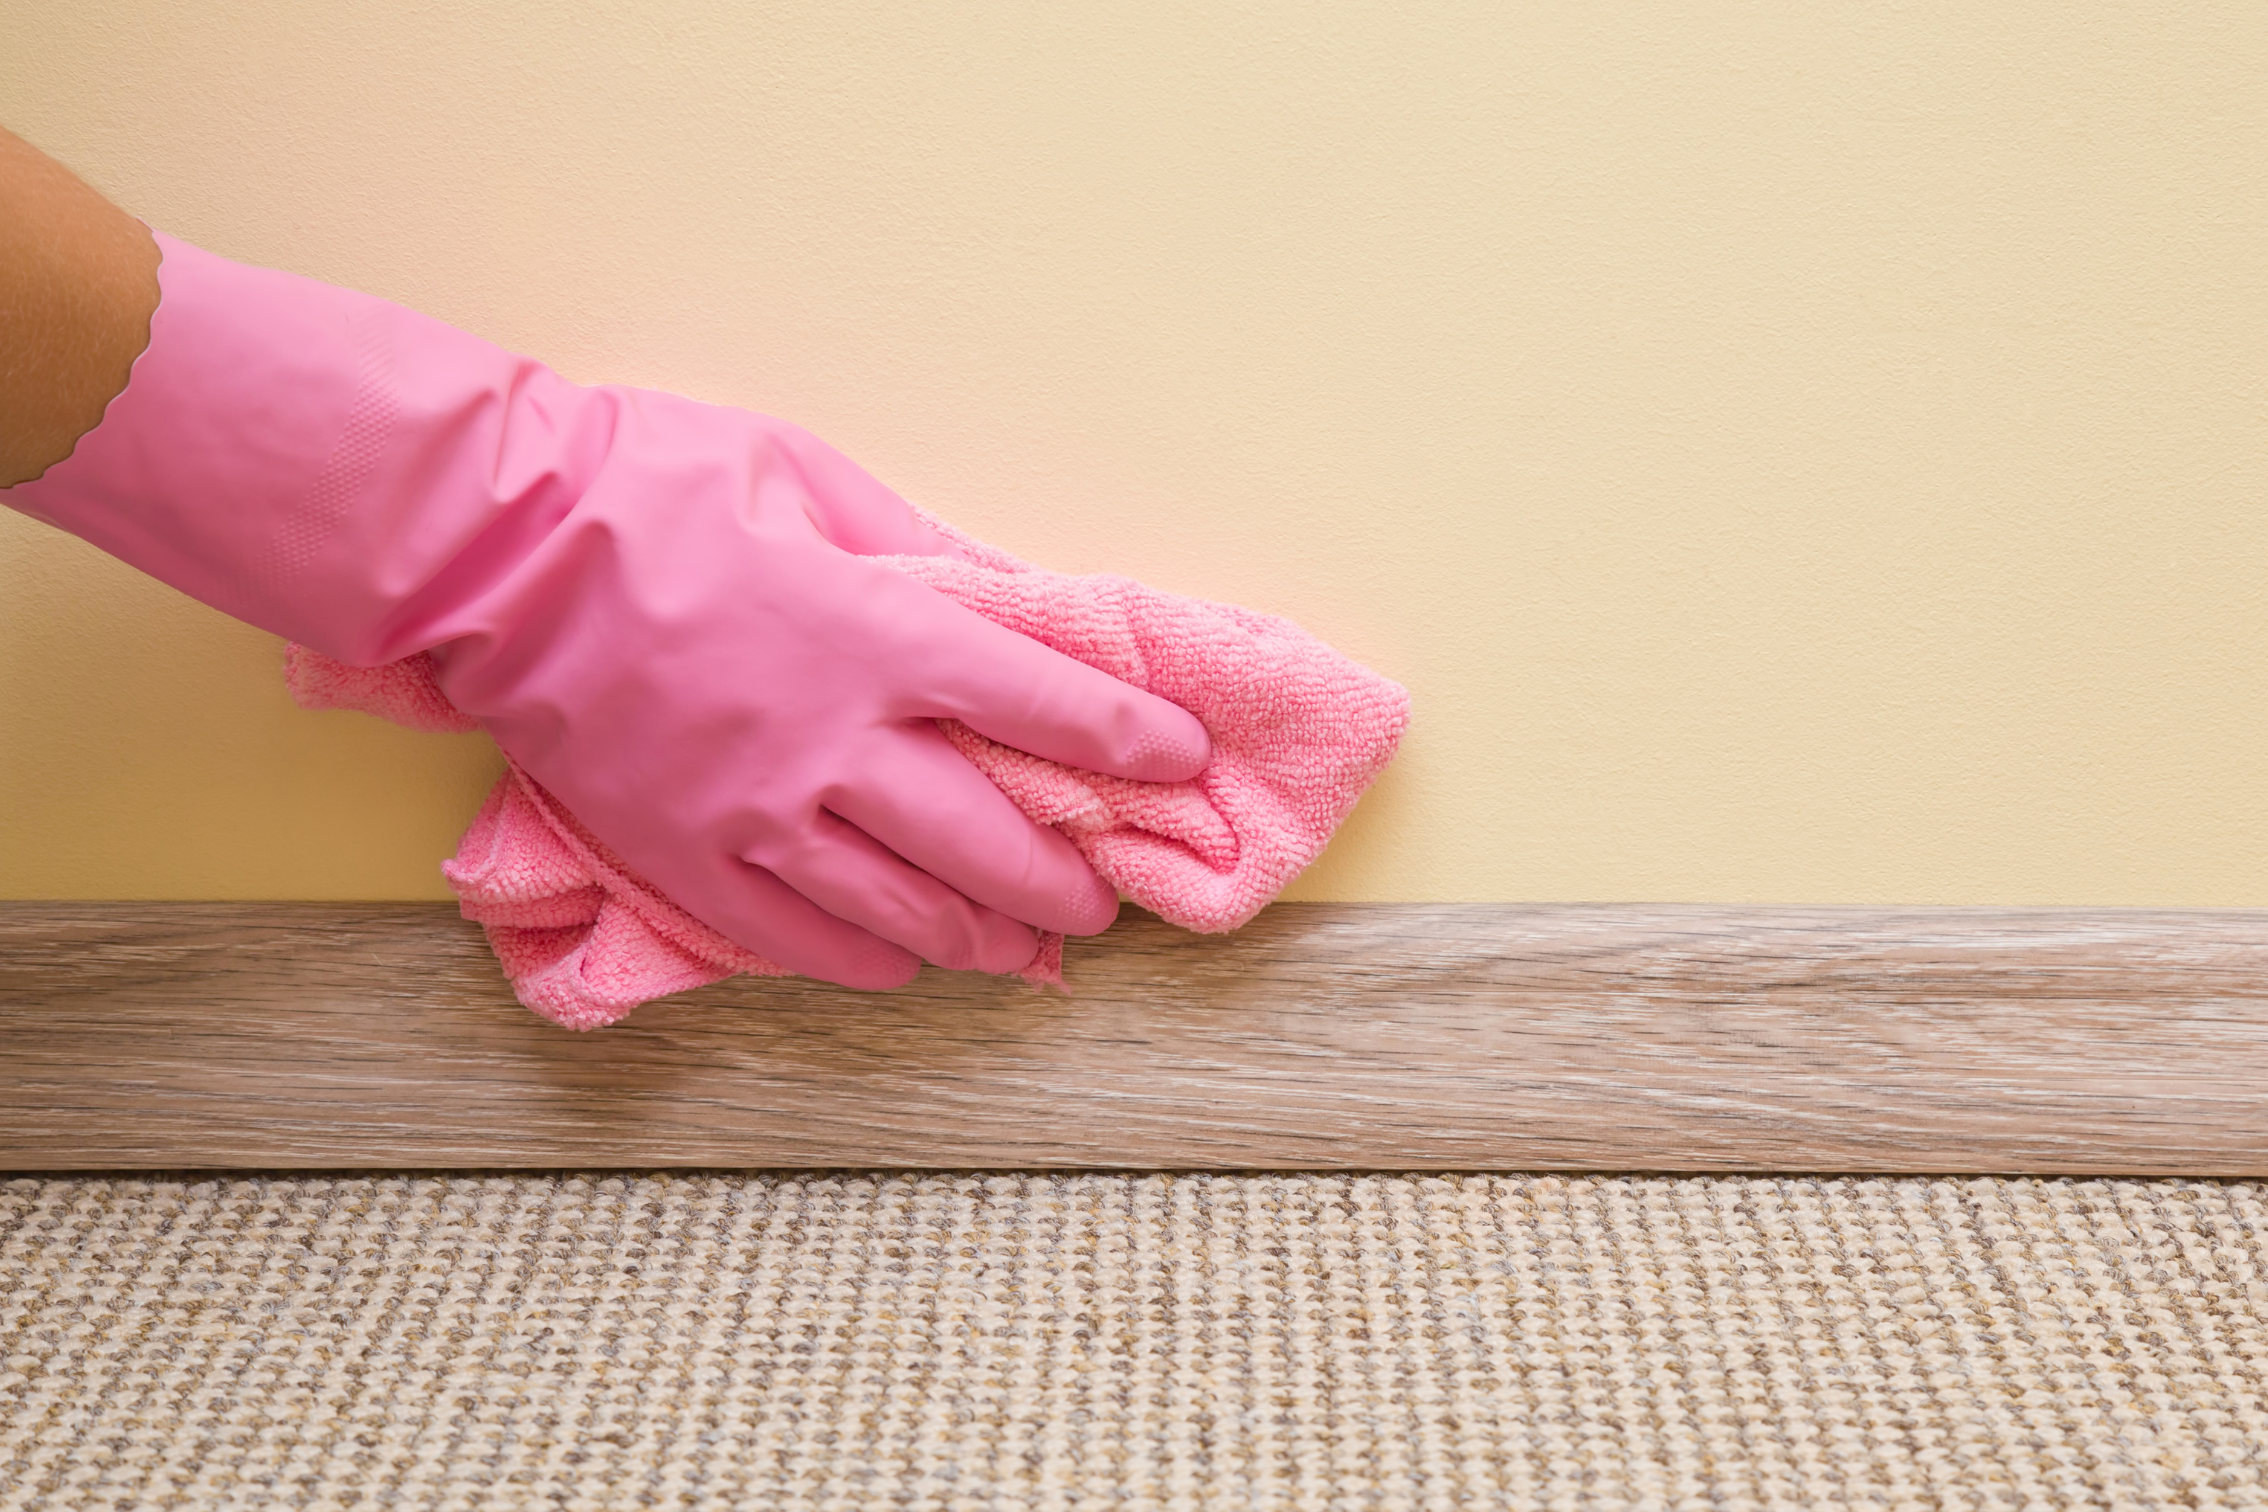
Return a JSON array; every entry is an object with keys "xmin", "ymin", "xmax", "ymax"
[{"xmin": 3, "ymin": 901, "xmax": 2266, "ymax": 1174}]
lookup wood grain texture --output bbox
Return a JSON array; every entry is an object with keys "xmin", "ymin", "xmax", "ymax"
[{"xmin": 4, "ymin": 901, "xmax": 2268, "ymax": 1173}]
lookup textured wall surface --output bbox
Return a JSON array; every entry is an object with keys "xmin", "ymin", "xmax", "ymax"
[
  {"xmin": 2, "ymin": 3, "xmax": 2264, "ymax": 903},
  {"xmin": 5, "ymin": 1172, "xmax": 2267, "ymax": 1508}
]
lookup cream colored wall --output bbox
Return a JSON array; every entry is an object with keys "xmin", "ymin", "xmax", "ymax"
[{"xmin": 4, "ymin": 3, "xmax": 2265, "ymax": 905}]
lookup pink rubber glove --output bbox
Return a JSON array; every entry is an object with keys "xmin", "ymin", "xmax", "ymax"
[{"xmin": 2, "ymin": 232, "xmax": 1211, "ymax": 987}]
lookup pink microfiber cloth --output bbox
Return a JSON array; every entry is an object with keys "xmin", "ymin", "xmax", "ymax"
[{"xmin": 286, "ymin": 511, "xmax": 1408, "ymax": 1029}]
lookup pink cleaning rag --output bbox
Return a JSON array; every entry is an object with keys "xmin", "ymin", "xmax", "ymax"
[{"xmin": 285, "ymin": 511, "xmax": 1409, "ymax": 1029}]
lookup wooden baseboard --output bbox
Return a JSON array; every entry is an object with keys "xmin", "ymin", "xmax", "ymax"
[{"xmin": 4, "ymin": 901, "xmax": 2267, "ymax": 1173}]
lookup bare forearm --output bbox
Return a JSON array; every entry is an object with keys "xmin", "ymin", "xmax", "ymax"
[{"xmin": 0, "ymin": 127, "xmax": 160, "ymax": 488}]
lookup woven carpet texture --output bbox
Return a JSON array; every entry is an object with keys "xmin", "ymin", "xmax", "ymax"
[{"xmin": 4, "ymin": 1172, "xmax": 2266, "ymax": 1510}]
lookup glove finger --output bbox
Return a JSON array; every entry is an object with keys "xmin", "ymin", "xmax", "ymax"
[
  {"xmin": 896, "ymin": 593, "xmax": 1212, "ymax": 784},
  {"xmin": 751, "ymin": 812, "xmax": 1043, "ymax": 975},
  {"xmin": 668, "ymin": 849, "xmax": 924, "ymax": 990},
  {"xmin": 824, "ymin": 721, "xmax": 1119, "ymax": 938}
]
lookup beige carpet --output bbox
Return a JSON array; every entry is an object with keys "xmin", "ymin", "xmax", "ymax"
[{"xmin": 4, "ymin": 1173, "xmax": 2266, "ymax": 1509}]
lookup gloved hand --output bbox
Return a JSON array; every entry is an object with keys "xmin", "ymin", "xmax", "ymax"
[{"xmin": 1, "ymin": 232, "xmax": 1211, "ymax": 987}]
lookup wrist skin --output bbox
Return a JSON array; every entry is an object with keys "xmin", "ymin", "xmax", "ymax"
[{"xmin": 0, "ymin": 126, "xmax": 161, "ymax": 491}]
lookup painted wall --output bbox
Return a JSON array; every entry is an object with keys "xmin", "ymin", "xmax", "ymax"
[{"xmin": 4, "ymin": 3, "xmax": 2265, "ymax": 905}]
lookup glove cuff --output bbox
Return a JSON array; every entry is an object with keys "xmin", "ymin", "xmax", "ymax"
[{"xmin": 2, "ymin": 232, "xmax": 609, "ymax": 665}]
